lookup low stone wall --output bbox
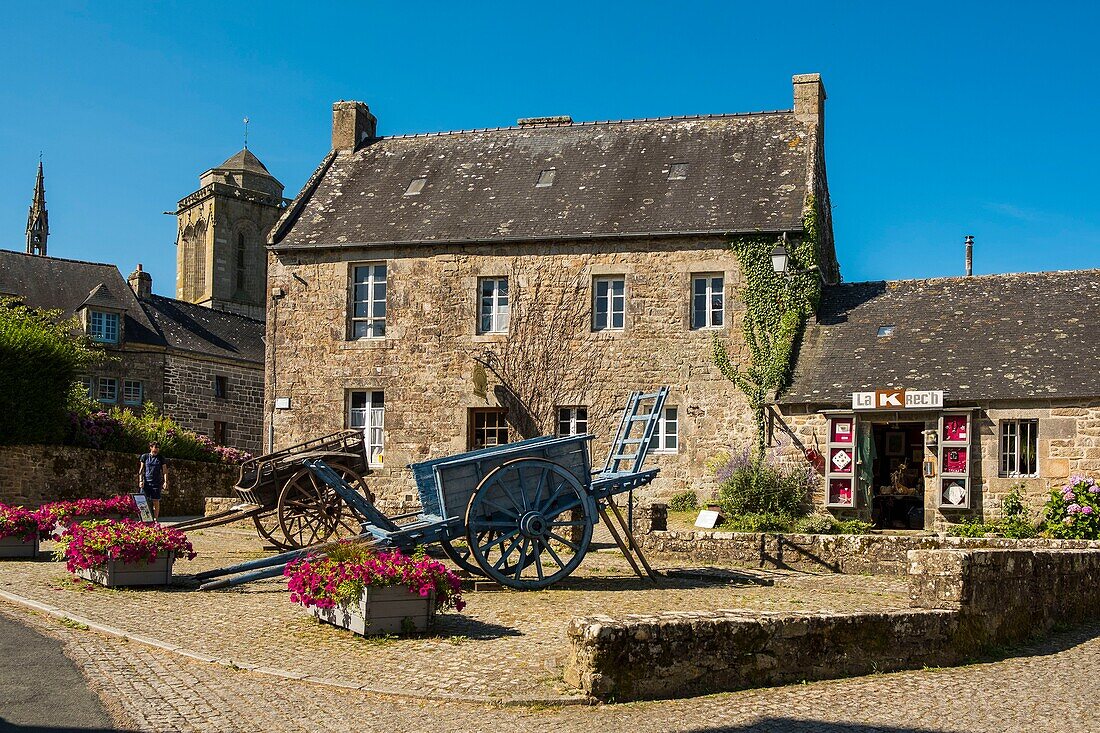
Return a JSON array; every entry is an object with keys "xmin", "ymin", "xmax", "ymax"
[
  {"xmin": 0, "ymin": 444, "xmax": 237, "ymax": 516},
  {"xmin": 640, "ymin": 529, "xmax": 1100, "ymax": 575},
  {"xmin": 565, "ymin": 548, "xmax": 1100, "ymax": 700}
]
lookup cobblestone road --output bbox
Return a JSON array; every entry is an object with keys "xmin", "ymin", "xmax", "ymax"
[
  {"xmin": 0, "ymin": 525, "xmax": 907, "ymax": 702},
  {"xmin": 4, "ymin": 603, "xmax": 1098, "ymax": 732}
]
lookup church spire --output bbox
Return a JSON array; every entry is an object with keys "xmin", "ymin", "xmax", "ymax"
[{"xmin": 26, "ymin": 162, "xmax": 49, "ymax": 256}]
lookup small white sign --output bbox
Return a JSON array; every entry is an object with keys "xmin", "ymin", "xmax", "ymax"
[
  {"xmin": 132, "ymin": 493, "xmax": 155, "ymax": 523},
  {"xmin": 275, "ymin": 397, "xmax": 291, "ymax": 410},
  {"xmin": 694, "ymin": 509, "xmax": 722, "ymax": 529},
  {"xmin": 852, "ymin": 390, "xmax": 944, "ymax": 411}
]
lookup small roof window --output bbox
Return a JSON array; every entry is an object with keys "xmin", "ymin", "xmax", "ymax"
[
  {"xmin": 404, "ymin": 177, "xmax": 427, "ymax": 196},
  {"xmin": 536, "ymin": 169, "xmax": 556, "ymax": 188},
  {"xmin": 877, "ymin": 325, "xmax": 896, "ymax": 338},
  {"xmin": 668, "ymin": 163, "xmax": 689, "ymax": 181}
]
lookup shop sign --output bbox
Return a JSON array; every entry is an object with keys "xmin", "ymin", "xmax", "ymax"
[{"xmin": 852, "ymin": 389, "xmax": 943, "ymax": 411}]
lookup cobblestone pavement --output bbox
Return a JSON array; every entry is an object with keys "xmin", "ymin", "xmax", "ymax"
[
  {"xmin": 0, "ymin": 524, "xmax": 907, "ymax": 702},
  {"xmin": 4, "ymin": 602, "xmax": 1099, "ymax": 732}
]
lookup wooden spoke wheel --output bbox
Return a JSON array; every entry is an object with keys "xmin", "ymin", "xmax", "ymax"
[
  {"xmin": 465, "ymin": 458, "xmax": 593, "ymax": 590},
  {"xmin": 321, "ymin": 463, "xmax": 374, "ymax": 541},
  {"xmin": 252, "ymin": 510, "xmax": 292, "ymax": 550},
  {"xmin": 276, "ymin": 468, "xmax": 343, "ymax": 549},
  {"xmin": 440, "ymin": 532, "xmax": 530, "ymax": 578}
]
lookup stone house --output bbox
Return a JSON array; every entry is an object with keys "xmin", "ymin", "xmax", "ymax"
[
  {"xmin": 0, "ymin": 250, "xmax": 265, "ymax": 453},
  {"xmin": 265, "ymin": 74, "xmax": 838, "ymax": 501},
  {"xmin": 776, "ymin": 270, "xmax": 1100, "ymax": 530}
]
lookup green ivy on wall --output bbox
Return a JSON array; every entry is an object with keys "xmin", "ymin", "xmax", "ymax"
[{"xmin": 714, "ymin": 196, "xmax": 824, "ymax": 456}]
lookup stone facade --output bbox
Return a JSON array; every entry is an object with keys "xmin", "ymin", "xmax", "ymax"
[
  {"xmin": 0, "ymin": 444, "xmax": 237, "ymax": 516},
  {"xmin": 565, "ymin": 547, "xmax": 1100, "ymax": 700},
  {"xmin": 267, "ymin": 237, "xmax": 762, "ymax": 501},
  {"xmin": 775, "ymin": 399, "xmax": 1100, "ymax": 530},
  {"xmin": 162, "ymin": 353, "xmax": 265, "ymax": 454}
]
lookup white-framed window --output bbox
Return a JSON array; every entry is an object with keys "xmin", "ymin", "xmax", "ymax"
[
  {"xmin": 1000, "ymin": 419, "xmax": 1038, "ymax": 477},
  {"xmin": 593, "ymin": 276, "xmax": 625, "ymax": 331},
  {"xmin": 89, "ymin": 311, "xmax": 120, "ymax": 344},
  {"xmin": 691, "ymin": 274, "xmax": 724, "ymax": 329},
  {"xmin": 650, "ymin": 406, "xmax": 679, "ymax": 454},
  {"xmin": 478, "ymin": 277, "xmax": 509, "ymax": 334},
  {"xmin": 123, "ymin": 380, "xmax": 143, "ymax": 405},
  {"xmin": 556, "ymin": 406, "xmax": 588, "ymax": 437},
  {"xmin": 350, "ymin": 264, "xmax": 387, "ymax": 339},
  {"xmin": 469, "ymin": 408, "xmax": 508, "ymax": 450},
  {"xmin": 98, "ymin": 377, "xmax": 118, "ymax": 403},
  {"xmin": 349, "ymin": 390, "xmax": 385, "ymax": 467}
]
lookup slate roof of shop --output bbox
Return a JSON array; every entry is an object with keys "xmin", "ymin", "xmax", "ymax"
[
  {"xmin": 272, "ymin": 111, "xmax": 812, "ymax": 248},
  {"xmin": 781, "ymin": 269, "xmax": 1100, "ymax": 404},
  {"xmin": 0, "ymin": 249, "xmax": 262, "ymax": 363}
]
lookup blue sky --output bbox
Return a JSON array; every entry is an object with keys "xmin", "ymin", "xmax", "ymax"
[{"xmin": 2, "ymin": 1, "xmax": 1098, "ymax": 294}]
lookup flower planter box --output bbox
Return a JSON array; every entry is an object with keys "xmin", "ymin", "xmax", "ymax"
[
  {"xmin": 311, "ymin": 586, "xmax": 436, "ymax": 636},
  {"xmin": 74, "ymin": 551, "xmax": 175, "ymax": 587},
  {"xmin": 0, "ymin": 535, "xmax": 38, "ymax": 559}
]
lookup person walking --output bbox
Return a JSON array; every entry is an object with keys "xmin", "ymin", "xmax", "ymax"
[{"xmin": 138, "ymin": 442, "xmax": 169, "ymax": 521}]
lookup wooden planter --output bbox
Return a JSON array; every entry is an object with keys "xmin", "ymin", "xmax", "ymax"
[
  {"xmin": 74, "ymin": 551, "xmax": 175, "ymax": 587},
  {"xmin": 311, "ymin": 586, "xmax": 436, "ymax": 636},
  {"xmin": 0, "ymin": 534, "xmax": 39, "ymax": 559}
]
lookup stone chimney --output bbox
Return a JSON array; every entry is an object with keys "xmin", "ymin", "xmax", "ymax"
[
  {"xmin": 332, "ymin": 101, "xmax": 377, "ymax": 152},
  {"xmin": 128, "ymin": 263, "xmax": 152, "ymax": 299},
  {"xmin": 793, "ymin": 73, "xmax": 826, "ymax": 130}
]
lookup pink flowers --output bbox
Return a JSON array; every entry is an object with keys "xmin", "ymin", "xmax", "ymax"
[
  {"xmin": 36, "ymin": 495, "xmax": 139, "ymax": 529},
  {"xmin": 57, "ymin": 519, "xmax": 196, "ymax": 573},
  {"xmin": 0, "ymin": 505, "xmax": 43, "ymax": 542},
  {"xmin": 285, "ymin": 542, "xmax": 465, "ymax": 614},
  {"xmin": 1046, "ymin": 475, "xmax": 1100, "ymax": 539}
]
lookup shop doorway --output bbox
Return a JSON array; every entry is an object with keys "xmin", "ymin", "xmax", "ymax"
[{"xmin": 868, "ymin": 422, "xmax": 926, "ymax": 530}]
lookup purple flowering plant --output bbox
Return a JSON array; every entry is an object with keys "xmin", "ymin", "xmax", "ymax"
[
  {"xmin": 1044, "ymin": 475, "xmax": 1100, "ymax": 540},
  {"xmin": 284, "ymin": 541, "xmax": 465, "ymax": 614},
  {"xmin": 56, "ymin": 519, "xmax": 196, "ymax": 573}
]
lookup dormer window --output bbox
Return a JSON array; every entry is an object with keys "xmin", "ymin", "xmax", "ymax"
[
  {"xmin": 89, "ymin": 311, "xmax": 120, "ymax": 344},
  {"xmin": 536, "ymin": 169, "xmax": 556, "ymax": 188},
  {"xmin": 405, "ymin": 177, "xmax": 427, "ymax": 196}
]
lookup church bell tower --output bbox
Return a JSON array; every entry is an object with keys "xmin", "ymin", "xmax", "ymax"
[
  {"xmin": 26, "ymin": 162, "xmax": 49, "ymax": 256},
  {"xmin": 174, "ymin": 148, "xmax": 286, "ymax": 320}
]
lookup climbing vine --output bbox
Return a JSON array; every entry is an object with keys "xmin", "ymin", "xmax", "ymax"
[{"xmin": 714, "ymin": 196, "xmax": 824, "ymax": 457}]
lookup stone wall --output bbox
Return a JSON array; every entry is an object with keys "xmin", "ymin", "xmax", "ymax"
[
  {"xmin": 773, "ymin": 399, "xmax": 1100, "ymax": 530},
  {"xmin": 267, "ymin": 237, "xmax": 764, "ymax": 503},
  {"xmin": 565, "ymin": 548, "xmax": 1100, "ymax": 700},
  {"xmin": 84, "ymin": 348, "xmax": 166, "ymax": 410},
  {"xmin": 163, "ymin": 353, "xmax": 264, "ymax": 454},
  {"xmin": 639, "ymin": 529, "xmax": 1100, "ymax": 576},
  {"xmin": 0, "ymin": 444, "xmax": 237, "ymax": 516}
]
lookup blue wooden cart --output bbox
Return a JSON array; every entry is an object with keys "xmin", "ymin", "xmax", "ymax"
[{"xmin": 196, "ymin": 388, "xmax": 667, "ymax": 591}]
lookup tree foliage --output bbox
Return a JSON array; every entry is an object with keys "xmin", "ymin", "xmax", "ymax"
[{"xmin": 0, "ymin": 299, "xmax": 102, "ymax": 444}]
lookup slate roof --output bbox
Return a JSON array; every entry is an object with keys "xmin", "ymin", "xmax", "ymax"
[
  {"xmin": 0, "ymin": 249, "xmax": 263, "ymax": 364},
  {"xmin": 0, "ymin": 249, "xmax": 162, "ymax": 345},
  {"xmin": 273, "ymin": 112, "xmax": 812, "ymax": 249},
  {"xmin": 141, "ymin": 295, "xmax": 264, "ymax": 364},
  {"xmin": 781, "ymin": 270, "xmax": 1100, "ymax": 405},
  {"xmin": 213, "ymin": 148, "xmax": 277, "ymax": 179}
]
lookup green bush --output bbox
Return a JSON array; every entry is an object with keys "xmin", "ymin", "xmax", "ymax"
[
  {"xmin": 668, "ymin": 491, "xmax": 699, "ymax": 512},
  {"xmin": 792, "ymin": 513, "xmax": 838, "ymax": 535},
  {"xmin": 1042, "ymin": 475, "xmax": 1100, "ymax": 539},
  {"xmin": 0, "ymin": 300, "xmax": 101, "ymax": 445},
  {"xmin": 728, "ymin": 512, "xmax": 793, "ymax": 533},
  {"xmin": 946, "ymin": 518, "xmax": 994, "ymax": 538},
  {"xmin": 835, "ymin": 519, "xmax": 874, "ymax": 535},
  {"xmin": 999, "ymin": 516, "xmax": 1038, "ymax": 539},
  {"xmin": 714, "ymin": 449, "xmax": 815, "ymax": 519}
]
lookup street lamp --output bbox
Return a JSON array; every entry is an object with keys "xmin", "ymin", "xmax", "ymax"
[{"xmin": 769, "ymin": 241, "xmax": 821, "ymax": 279}]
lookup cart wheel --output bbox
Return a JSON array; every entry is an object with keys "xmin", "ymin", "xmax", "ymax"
[
  {"xmin": 322, "ymin": 463, "xmax": 373, "ymax": 541},
  {"xmin": 276, "ymin": 467, "xmax": 343, "ymax": 549},
  {"xmin": 440, "ymin": 533, "xmax": 530, "ymax": 578},
  {"xmin": 466, "ymin": 458, "xmax": 593, "ymax": 590},
  {"xmin": 252, "ymin": 510, "xmax": 292, "ymax": 551}
]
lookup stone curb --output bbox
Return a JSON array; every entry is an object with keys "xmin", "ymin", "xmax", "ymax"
[{"xmin": 0, "ymin": 590, "xmax": 592, "ymax": 708}]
